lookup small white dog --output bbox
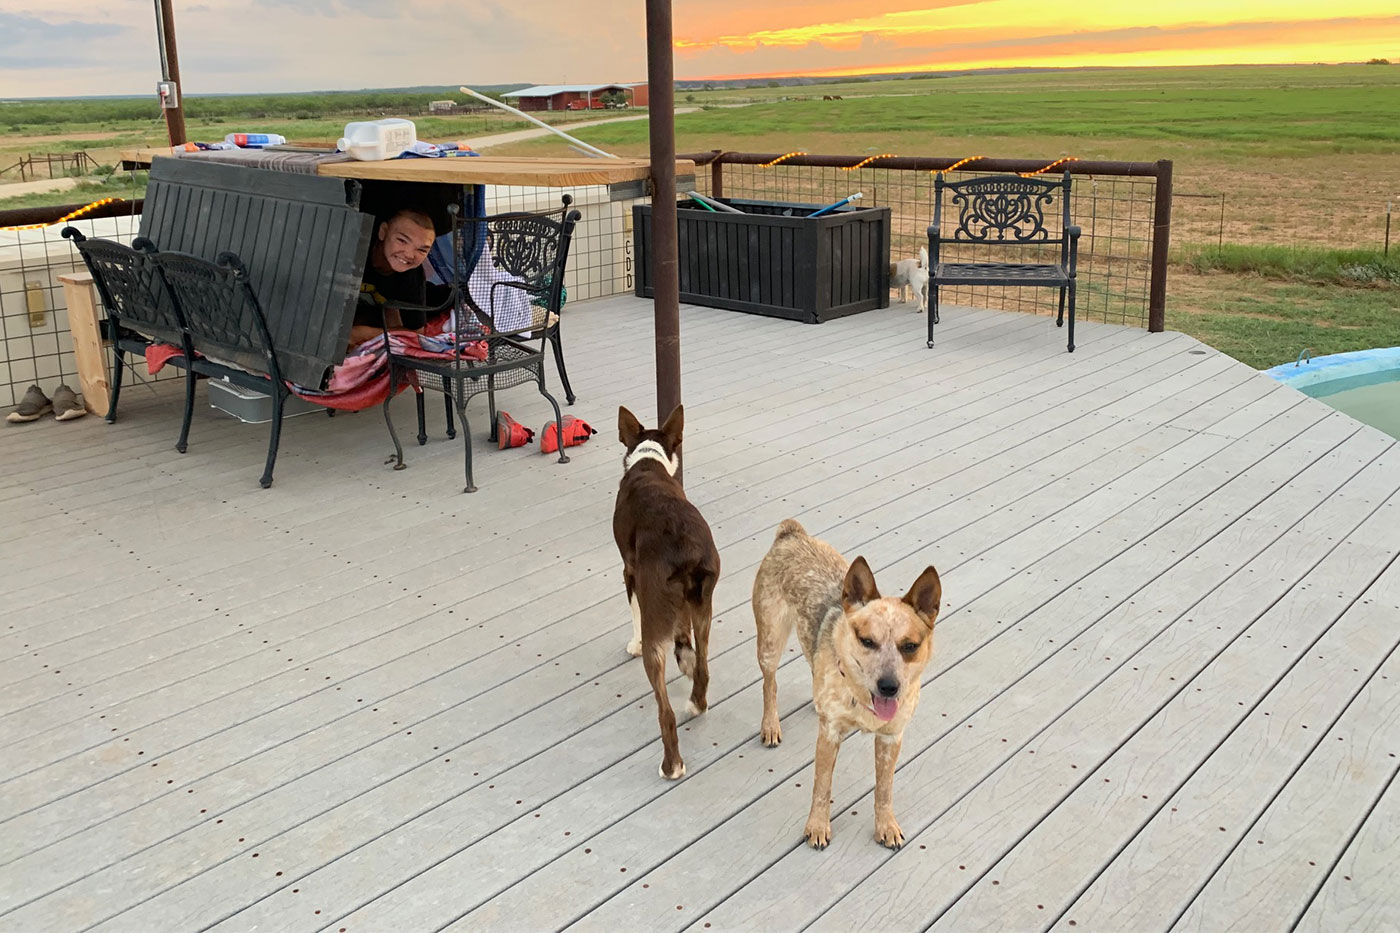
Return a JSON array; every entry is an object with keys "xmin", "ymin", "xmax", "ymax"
[{"xmin": 889, "ymin": 246, "xmax": 929, "ymax": 313}]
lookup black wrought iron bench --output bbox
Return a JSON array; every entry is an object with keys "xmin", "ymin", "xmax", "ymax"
[
  {"xmin": 63, "ymin": 230, "xmax": 294, "ymax": 488},
  {"xmin": 926, "ymin": 171, "xmax": 1081, "ymax": 352},
  {"xmin": 60, "ymin": 158, "xmax": 381, "ymax": 487}
]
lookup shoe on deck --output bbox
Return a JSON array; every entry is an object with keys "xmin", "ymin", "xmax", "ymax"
[
  {"xmin": 540, "ymin": 415, "xmax": 596, "ymax": 454},
  {"xmin": 496, "ymin": 412, "xmax": 535, "ymax": 449},
  {"xmin": 6, "ymin": 385, "xmax": 52, "ymax": 423},
  {"xmin": 52, "ymin": 384, "xmax": 87, "ymax": 421}
]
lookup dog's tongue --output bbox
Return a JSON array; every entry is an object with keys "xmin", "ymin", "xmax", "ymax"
[{"xmin": 871, "ymin": 695, "xmax": 899, "ymax": 722}]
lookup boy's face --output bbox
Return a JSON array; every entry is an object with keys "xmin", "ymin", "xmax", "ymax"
[{"xmin": 378, "ymin": 214, "xmax": 434, "ymax": 273}]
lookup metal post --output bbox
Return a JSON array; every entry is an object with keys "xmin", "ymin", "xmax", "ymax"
[
  {"xmin": 1148, "ymin": 159, "xmax": 1173, "ymax": 333},
  {"xmin": 1386, "ymin": 200, "xmax": 1392, "ymax": 256},
  {"xmin": 154, "ymin": 0, "xmax": 188, "ymax": 146},
  {"xmin": 710, "ymin": 149, "xmax": 724, "ymax": 199},
  {"xmin": 646, "ymin": 0, "xmax": 681, "ymax": 428}
]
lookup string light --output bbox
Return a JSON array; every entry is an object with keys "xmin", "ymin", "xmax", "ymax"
[
  {"xmin": 934, "ymin": 155, "xmax": 985, "ymax": 176},
  {"xmin": 1, "ymin": 197, "xmax": 125, "ymax": 232},
  {"xmin": 844, "ymin": 153, "xmax": 896, "ymax": 171},
  {"xmin": 761, "ymin": 151, "xmax": 807, "ymax": 167},
  {"xmin": 1018, "ymin": 157, "xmax": 1079, "ymax": 177}
]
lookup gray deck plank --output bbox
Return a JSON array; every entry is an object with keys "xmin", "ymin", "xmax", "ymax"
[
  {"xmin": 196, "ymin": 388, "xmax": 1206, "ymax": 933},
  {"xmin": 0, "ymin": 318, "xmax": 1138, "ymax": 785},
  {"xmin": 0, "ymin": 312, "xmax": 1136, "ymax": 806},
  {"xmin": 0, "ymin": 325, "xmax": 1184, "ymax": 923},
  {"xmin": 355, "ymin": 395, "xmax": 1349, "ymax": 924},
  {"xmin": 2, "ymin": 293, "xmax": 1397, "ymax": 933},
  {"xmin": 552, "ymin": 417, "xmax": 1381, "ymax": 933},
  {"xmin": 930, "ymin": 452, "xmax": 1400, "ymax": 932},
  {"xmin": 1293, "ymin": 756, "xmax": 1400, "ymax": 933},
  {"xmin": 1171, "ymin": 586, "xmax": 1400, "ymax": 932}
]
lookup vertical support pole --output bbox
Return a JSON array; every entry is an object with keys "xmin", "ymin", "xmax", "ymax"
[
  {"xmin": 154, "ymin": 0, "xmax": 188, "ymax": 146},
  {"xmin": 646, "ymin": 0, "xmax": 682, "ymax": 434},
  {"xmin": 710, "ymin": 149, "xmax": 724, "ymax": 199},
  {"xmin": 1148, "ymin": 159, "xmax": 1172, "ymax": 334}
]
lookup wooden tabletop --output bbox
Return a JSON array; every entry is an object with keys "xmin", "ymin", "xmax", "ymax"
[{"xmin": 120, "ymin": 148, "xmax": 692, "ymax": 187}]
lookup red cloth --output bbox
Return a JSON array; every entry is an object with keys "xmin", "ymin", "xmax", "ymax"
[
  {"xmin": 288, "ymin": 327, "xmax": 487, "ymax": 412},
  {"xmin": 143, "ymin": 324, "xmax": 486, "ymax": 415},
  {"xmin": 144, "ymin": 343, "xmax": 188, "ymax": 375}
]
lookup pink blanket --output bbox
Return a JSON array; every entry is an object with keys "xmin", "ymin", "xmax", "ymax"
[{"xmin": 143, "ymin": 328, "xmax": 487, "ymax": 413}]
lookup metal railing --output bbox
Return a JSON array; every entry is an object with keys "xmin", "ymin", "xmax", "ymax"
[{"xmin": 682, "ymin": 151, "xmax": 1172, "ymax": 332}]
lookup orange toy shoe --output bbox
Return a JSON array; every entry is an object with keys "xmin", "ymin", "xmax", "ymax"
[
  {"xmin": 540, "ymin": 415, "xmax": 596, "ymax": 453},
  {"xmin": 496, "ymin": 412, "xmax": 535, "ymax": 449}
]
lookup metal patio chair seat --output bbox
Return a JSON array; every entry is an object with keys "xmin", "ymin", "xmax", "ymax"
[
  {"xmin": 927, "ymin": 171, "xmax": 1081, "ymax": 352},
  {"xmin": 383, "ymin": 196, "xmax": 583, "ymax": 492}
]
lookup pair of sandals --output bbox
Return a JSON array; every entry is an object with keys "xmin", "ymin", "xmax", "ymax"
[{"xmin": 6, "ymin": 384, "xmax": 87, "ymax": 424}]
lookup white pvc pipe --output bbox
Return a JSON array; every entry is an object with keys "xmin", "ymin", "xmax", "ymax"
[{"xmin": 458, "ymin": 86, "xmax": 616, "ymax": 158}]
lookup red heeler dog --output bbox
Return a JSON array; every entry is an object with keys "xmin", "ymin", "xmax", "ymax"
[{"xmin": 613, "ymin": 405, "xmax": 721, "ymax": 779}]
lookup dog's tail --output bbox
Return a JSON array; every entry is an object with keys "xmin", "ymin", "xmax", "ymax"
[
  {"xmin": 674, "ymin": 561, "xmax": 718, "ymax": 679},
  {"xmin": 919, "ymin": 245, "xmax": 929, "ymax": 268},
  {"xmin": 774, "ymin": 518, "xmax": 806, "ymax": 542}
]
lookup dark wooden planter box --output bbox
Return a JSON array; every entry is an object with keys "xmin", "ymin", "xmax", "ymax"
[{"xmin": 633, "ymin": 198, "xmax": 891, "ymax": 323}]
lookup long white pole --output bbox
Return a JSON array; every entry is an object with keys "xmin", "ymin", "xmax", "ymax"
[{"xmin": 458, "ymin": 86, "xmax": 615, "ymax": 158}]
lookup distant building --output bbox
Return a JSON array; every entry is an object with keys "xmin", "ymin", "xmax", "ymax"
[
  {"xmin": 502, "ymin": 83, "xmax": 648, "ymax": 112},
  {"xmin": 428, "ymin": 100, "xmax": 457, "ymax": 113}
]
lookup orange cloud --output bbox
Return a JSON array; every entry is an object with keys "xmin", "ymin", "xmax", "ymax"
[{"xmin": 674, "ymin": 2, "xmax": 1400, "ymax": 78}]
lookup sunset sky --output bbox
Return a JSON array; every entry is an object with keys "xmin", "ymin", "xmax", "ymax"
[{"xmin": 1, "ymin": 1, "xmax": 1398, "ymax": 97}]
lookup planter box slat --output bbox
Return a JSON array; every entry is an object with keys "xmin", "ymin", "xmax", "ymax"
[{"xmin": 634, "ymin": 198, "xmax": 890, "ymax": 324}]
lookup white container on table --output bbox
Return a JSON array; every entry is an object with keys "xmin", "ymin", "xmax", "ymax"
[{"xmin": 338, "ymin": 119, "xmax": 418, "ymax": 161}]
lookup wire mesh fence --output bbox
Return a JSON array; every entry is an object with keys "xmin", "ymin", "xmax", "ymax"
[
  {"xmin": 0, "ymin": 209, "xmax": 169, "ymax": 410},
  {"xmin": 480, "ymin": 185, "xmax": 638, "ymax": 304},
  {"xmin": 698, "ymin": 154, "xmax": 1166, "ymax": 328},
  {"xmin": 0, "ymin": 184, "xmax": 644, "ymax": 410},
  {"xmin": 0, "ymin": 151, "xmax": 1171, "ymax": 410}
]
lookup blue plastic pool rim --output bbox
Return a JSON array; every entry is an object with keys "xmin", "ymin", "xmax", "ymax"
[{"xmin": 1263, "ymin": 345, "xmax": 1400, "ymax": 395}]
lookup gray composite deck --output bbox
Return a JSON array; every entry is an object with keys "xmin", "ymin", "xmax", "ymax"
[{"xmin": 1, "ymin": 295, "xmax": 1397, "ymax": 933}]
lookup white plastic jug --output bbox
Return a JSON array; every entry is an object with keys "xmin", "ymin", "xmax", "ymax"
[{"xmin": 338, "ymin": 119, "xmax": 417, "ymax": 161}]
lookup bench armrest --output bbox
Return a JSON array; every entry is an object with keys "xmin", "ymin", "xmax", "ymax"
[
  {"xmin": 1065, "ymin": 225, "xmax": 1082, "ymax": 273},
  {"xmin": 926, "ymin": 223, "xmax": 942, "ymax": 266}
]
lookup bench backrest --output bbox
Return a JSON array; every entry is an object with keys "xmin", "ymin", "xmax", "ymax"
[
  {"xmin": 150, "ymin": 249, "xmax": 282, "ymax": 384},
  {"xmin": 933, "ymin": 171, "xmax": 1072, "ymax": 245},
  {"xmin": 63, "ymin": 231, "xmax": 185, "ymax": 348},
  {"xmin": 138, "ymin": 158, "xmax": 374, "ymax": 387}
]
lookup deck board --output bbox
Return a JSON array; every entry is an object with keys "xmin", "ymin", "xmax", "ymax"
[{"xmin": 1, "ymin": 295, "xmax": 1397, "ymax": 932}]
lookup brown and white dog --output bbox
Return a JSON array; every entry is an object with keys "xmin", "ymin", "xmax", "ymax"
[
  {"xmin": 753, "ymin": 519, "xmax": 941, "ymax": 849},
  {"xmin": 613, "ymin": 405, "xmax": 721, "ymax": 780}
]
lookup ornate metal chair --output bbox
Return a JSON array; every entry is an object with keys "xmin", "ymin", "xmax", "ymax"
[
  {"xmin": 926, "ymin": 171, "xmax": 1081, "ymax": 352},
  {"xmin": 383, "ymin": 196, "xmax": 582, "ymax": 492},
  {"xmin": 149, "ymin": 249, "xmax": 290, "ymax": 489}
]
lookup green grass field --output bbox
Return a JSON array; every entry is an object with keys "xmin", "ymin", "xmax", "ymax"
[{"xmin": 3, "ymin": 63, "xmax": 1397, "ymax": 367}]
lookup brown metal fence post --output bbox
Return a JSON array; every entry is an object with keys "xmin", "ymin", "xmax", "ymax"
[
  {"xmin": 646, "ymin": 0, "xmax": 682, "ymax": 430},
  {"xmin": 1148, "ymin": 159, "xmax": 1173, "ymax": 333},
  {"xmin": 710, "ymin": 149, "xmax": 724, "ymax": 199}
]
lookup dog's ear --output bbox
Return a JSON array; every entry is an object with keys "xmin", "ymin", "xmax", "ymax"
[
  {"xmin": 618, "ymin": 406, "xmax": 643, "ymax": 448},
  {"xmin": 902, "ymin": 566, "xmax": 942, "ymax": 627},
  {"xmin": 660, "ymin": 404, "xmax": 685, "ymax": 451},
  {"xmin": 843, "ymin": 556, "xmax": 881, "ymax": 610}
]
